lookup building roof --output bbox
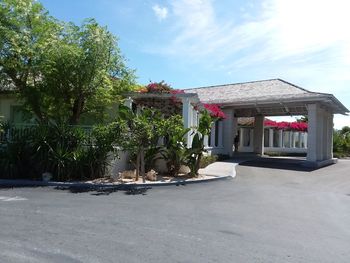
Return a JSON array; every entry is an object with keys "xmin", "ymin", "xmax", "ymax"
[{"xmin": 184, "ymin": 79, "xmax": 349, "ymax": 115}]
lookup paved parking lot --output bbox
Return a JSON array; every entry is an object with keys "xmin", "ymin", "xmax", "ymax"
[{"xmin": 1, "ymin": 160, "xmax": 350, "ymax": 263}]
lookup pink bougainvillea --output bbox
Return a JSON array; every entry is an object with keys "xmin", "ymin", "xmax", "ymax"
[
  {"xmin": 264, "ymin": 120, "xmax": 308, "ymax": 132},
  {"xmin": 203, "ymin": 104, "xmax": 226, "ymax": 119},
  {"xmin": 135, "ymin": 82, "xmax": 227, "ymax": 119},
  {"xmin": 170, "ymin": 89, "xmax": 185, "ymax": 105},
  {"xmin": 144, "ymin": 81, "xmax": 172, "ymax": 93}
]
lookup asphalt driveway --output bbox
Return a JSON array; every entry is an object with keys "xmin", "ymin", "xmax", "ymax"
[{"xmin": 1, "ymin": 160, "xmax": 350, "ymax": 263}]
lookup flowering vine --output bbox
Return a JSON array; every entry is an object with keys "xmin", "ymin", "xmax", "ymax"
[
  {"xmin": 203, "ymin": 104, "xmax": 226, "ymax": 119},
  {"xmin": 142, "ymin": 81, "xmax": 172, "ymax": 93},
  {"xmin": 264, "ymin": 120, "xmax": 308, "ymax": 132}
]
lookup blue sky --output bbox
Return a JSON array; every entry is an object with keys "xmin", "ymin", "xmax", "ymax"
[{"xmin": 40, "ymin": 0, "xmax": 350, "ymax": 128}]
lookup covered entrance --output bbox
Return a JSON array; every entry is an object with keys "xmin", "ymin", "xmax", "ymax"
[{"xmin": 185, "ymin": 79, "xmax": 349, "ymax": 168}]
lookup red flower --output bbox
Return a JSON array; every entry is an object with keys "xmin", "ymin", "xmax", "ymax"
[
  {"xmin": 203, "ymin": 104, "xmax": 226, "ymax": 119},
  {"xmin": 264, "ymin": 120, "xmax": 308, "ymax": 132},
  {"xmin": 145, "ymin": 81, "xmax": 172, "ymax": 93},
  {"xmin": 169, "ymin": 89, "xmax": 185, "ymax": 105}
]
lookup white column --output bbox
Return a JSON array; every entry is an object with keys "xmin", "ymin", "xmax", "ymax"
[
  {"xmin": 307, "ymin": 104, "xmax": 318, "ymax": 162},
  {"xmin": 319, "ymin": 109, "xmax": 325, "ymax": 160},
  {"xmin": 136, "ymin": 105, "xmax": 141, "ymax": 115},
  {"xmin": 307, "ymin": 104, "xmax": 329, "ymax": 162},
  {"xmin": 329, "ymin": 113, "xmax": 334, "ymax": 159},
  {"xmin": 124, "ymin": 97, "xmax": 133, "ymax": 109},
  {"xmin": 291, "ymin": 132, "xmax": 296, "ymax": 148},
  {"xmin": 289, "ymin": 131, "xmax": 293, "ymax": 148},
  {"xmin": 298, "ymin": 132, "xmax": 302, "ymax": 148},
  {"xmin": 279, "ymin": 130, "xmax": 283, "ymax": 148},
  {"xmin": 218, "ymin": 121, "xmax": 224, "ymax": 147},
  {"xmin": 239, "ymin": 128, "xmax": 244, "ymax": 149},
  {"xmin": 250, "ymin": 129, "xmax": 254, "ymax": 150},
  {"xmin": 253, "ymin": 115, "xmax": 265, "ymax": 155},
  {"xmin": 269, "ymin": 128, "xmax": 274, "ymax": 148},
  {"xmin": 204, "ymin": 135, "xmax": 209, "ymax": 148},
  {"xmin": 182, "ymin": 97, "xmax": 192, "ymax": 147},
  {"xmin": 324, "ymin": 112, "xmax": 329, "ymax": 159},
  {"xmin": 222, "ymin": 108, "xmax": 235, "ymax": 156},
  {"xmin": 303, "ymin": 133, "xmax": 307, "ymax": 148},
  {"xmin": 325, "ymin": 111, "xmax": 334, "ymax": 159},
  {"xmin": 210, "ymin": 122, "xmax": 216, "ymax": 147},
  {"xmin": 192, "ymin": 109, "xmax": 198, "ymax": 128}
]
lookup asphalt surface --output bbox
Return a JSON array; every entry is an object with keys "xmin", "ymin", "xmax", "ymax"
[{"xmin": 1, "ymin": 160, "xmax": 350, "ymax": 263}]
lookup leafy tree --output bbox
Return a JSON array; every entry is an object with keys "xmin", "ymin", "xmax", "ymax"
[
  {"xmin": 0, "ymin": 0, "xmax": 61, "ymax": 120},
  {"xmin": 117, "ymin": 105, "xmax": 163, "ymax": 182},
  {"xmin": 333, "ymin": 126, "xmax": 350, "ymax": 157},
  {"xmin": 41, "ymin": 20, "xmax": 135, "ymax": 124},
  {"xmin": 340, "ymin": 126, "xmax": 350, "ymax": 136},
  {"xmin": 0, "ymin": 0, "xmax": 135, "ymax": 124},
  {"xmin": 296, "ymin": 115, "xmax": 308, "ymax": 122}
]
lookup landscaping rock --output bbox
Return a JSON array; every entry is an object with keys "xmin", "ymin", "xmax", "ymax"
[
  {"xmin": 42, "ymin": 172, "xmax": 53, "ymax": 182},
  {"xmin": 119, "ymin": 170, "xmax": 136, "ymax": 179},
  {"xmin": 146, "ymin": 170, "xmax": 157, "ymax": 181}
]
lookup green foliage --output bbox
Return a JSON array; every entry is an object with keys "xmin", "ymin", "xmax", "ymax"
[
  {"xmin": 0, "ymin": 0, "xmax": 135, "ymax": 124},
  {"xmin": 145, "ymin": 81, "xmax": 173, "ymax": 93},
  {"xmin": 333, "ymin": 126, "xmax": 350, "ymax": 158},
  {"xmin": 186, "ymin": 110, "xmax": 216, "ymax": 177},
  {"xmin": 160, "ymin": 115, "xmax": 190, "ymax": 176},
  {"xmin": 0, "ymin": 122, "xmax": 122, "ymax": 180},
  {"xmin": 117, "ymin": 105, "xmax": 163, "ymax": 181},
  {"xmin": 0, "ymin": 0, "xmax": 62, "ymax": 120},
  {"xmin": 0, "ymin": 116, "xmax": 4, "ymax": 133},
  {"xmin": 296, "ymin": 115, "xmax": 308, "ymax": 122},
  {"xmin": 199, "ymin": 155, "xmax": 218, "ymax": 169},
  {"xmin": 40, "ymin": 19, "xmax": 135, "ymax": 124}
]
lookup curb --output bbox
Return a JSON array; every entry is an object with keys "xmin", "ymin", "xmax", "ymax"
[{"xmin": 0, "ymin": 175, "xmax": 233, "ymax": 189}]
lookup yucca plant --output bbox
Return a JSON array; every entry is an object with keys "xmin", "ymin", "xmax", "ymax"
[
  {"xmin": 186, "ymin": 110, "xmax": 215, "ymax": 177},
  {"xmin": 160, "ymin": 115, "xmax": 190, "ymax": 177},
  {"xmin": 117, "ymin": 105, "xmax": 163, "ymax": 182}
]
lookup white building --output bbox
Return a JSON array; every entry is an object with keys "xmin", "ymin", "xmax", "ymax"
[
  {"xmin": 233, "ymin": 117, "xmax": 308, "ymax": 154},
  {"xmin": 182, "ymin": 79, "xmax": 349, "ymax": 168}
]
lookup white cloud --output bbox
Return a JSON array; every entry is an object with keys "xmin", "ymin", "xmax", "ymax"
[
  {"xmin": 152, "ymin": 4, "xmax": 168, "ymax": 21},
  {"xmin": 151, "ymin": 0, "xmax": 350, "ymax": 72},
  {"xmin": 147, "ymin": 0, "xmax": 350, "ymax": 127}
]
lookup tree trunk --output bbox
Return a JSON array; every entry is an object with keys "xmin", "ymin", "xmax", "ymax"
[
  {"xmin": 135, "ymin": 153, "xmax": 140, "ymax": 182},
  {"xmin": 140, "ymin": 147, "xmax": 145, "ymax": 183},
  {"xmin": 194, "ymin": 152, "xmax": 203, "ymax": 177},
  {"xmin": 69, "ymin": 97, "xmax": 84, "ymax": 125}
]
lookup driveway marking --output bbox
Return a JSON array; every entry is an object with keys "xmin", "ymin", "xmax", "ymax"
[{"xmin": 0, "ymin": 196, "xmax": 28, "ymax": 202}]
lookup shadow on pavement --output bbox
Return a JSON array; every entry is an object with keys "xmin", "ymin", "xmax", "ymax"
[
  {"xmin": 238, "ymin": 157, "xmax": 321, "ymax": 172},
  {"xmin": 54, "ymin": 185, "xmax": 151, "ymax": 196}
]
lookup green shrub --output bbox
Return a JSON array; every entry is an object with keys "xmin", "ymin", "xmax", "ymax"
[
  {"xmin": 333, "ymin": 127, "xmax": 350, "ymax": 158},
  {"xmin": 0, "ymin": 122, "xmax": 121, "ymax": 181},
  {"xmin": 199, "ymin": 155, "xmax": 218, "ymax": 168},
  {"xmin": 160, "ymin": 115, "xmax": 189, "ymax": 176}
]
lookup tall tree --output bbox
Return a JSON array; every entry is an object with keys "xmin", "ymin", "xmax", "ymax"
[
  {"xmin": 41, "ymin": 19, "xmax": 135, "ymax": 124},
  {"xmin": 0, "ymin": 0, "xmax": 135, "ymax": 124},
  {"xmin": 0, "ymin": 0, "xmax": 61, "ymax": 120}
]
